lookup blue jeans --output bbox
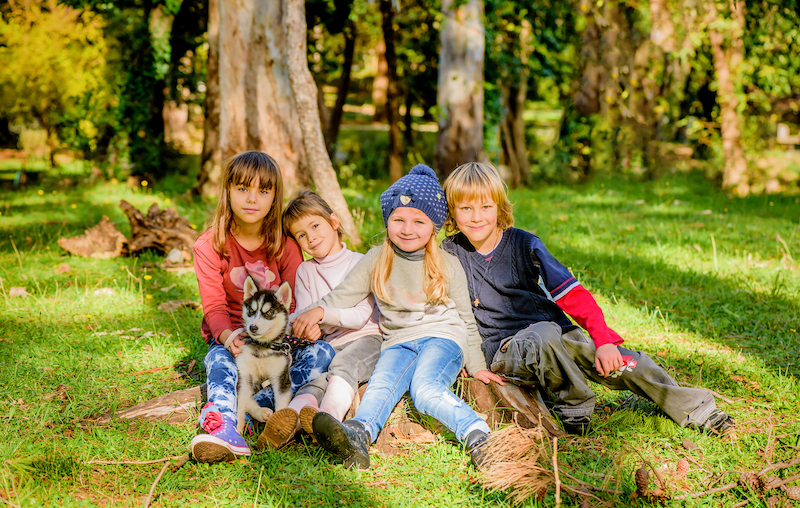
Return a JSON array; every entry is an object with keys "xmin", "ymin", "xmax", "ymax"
[
  {"xmin": 199, "ymin": 341, "xmax": 335, "ymax": 427},
  {"xmin": 353, "ymin": 337, "xmax": 490, "ymax": 443}
]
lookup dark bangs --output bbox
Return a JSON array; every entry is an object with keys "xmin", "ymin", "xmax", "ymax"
[{"xmin": 227, "ymin": 151, "xmax": 279, "ymax": 190}]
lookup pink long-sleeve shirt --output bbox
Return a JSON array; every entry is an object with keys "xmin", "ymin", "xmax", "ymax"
[
  {"xmin": 193, "ymin": 230, "xmax": 303, "ymax": 345},
  {"xmin": 289, "ymin": 243, "xmax": 381, "ymax": 348}
]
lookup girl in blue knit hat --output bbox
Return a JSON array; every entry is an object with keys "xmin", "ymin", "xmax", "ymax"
[{"xmin": 293, "ymin": 164, "xmax": 503, "ymax": 469}]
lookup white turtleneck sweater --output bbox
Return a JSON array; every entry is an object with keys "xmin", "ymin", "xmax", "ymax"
[{"xmin": 289, "ymin": 242, "xmax": 382, "ymax": 348}]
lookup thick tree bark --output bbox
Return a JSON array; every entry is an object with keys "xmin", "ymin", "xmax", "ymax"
[
  {"xmin": 217, "ymin": 0, "xmax": 308, "ymax": 193},
  {"xmin": 372, "ymin": 39, "xmax": 388, "ymax": 122},
  {"xmin": 194, "ymin": 0, "xmax": 221, "ymax": 198},
  {"xmin": 435, "ymin": 0, "xmax": 485, "ymax": 178},
  {"xmin": 708, "ymin": 0, "xmax": 749, "ymax": 195},
  {"xmin": 380, "ymin": 0, "xmax": 403, "ymax": 182},
  {"xmin": 283, "ymin": 0, "xmax": 361, "ymax": 246},
  {"xmin": 325, "ymin": 19, "xmax": 356, "ymax": 157}
]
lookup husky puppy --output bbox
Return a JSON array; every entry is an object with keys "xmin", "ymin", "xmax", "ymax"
[{"xmin": 235, "ymin": 276, "xmax": 293, "ymax": 434}]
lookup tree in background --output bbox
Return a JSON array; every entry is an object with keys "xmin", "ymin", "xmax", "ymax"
[
  {"xmin": 215, "ymin": 0, "xmax": 309, "ymax": 193},
  {"xmin": 195, "ymin": 0, "xmax": 220, "ymax": 197},
  {"xmin": 0, "ymin": 1, "xmax": 111, "ymax": 165},
  {"xmin": 435, "ymin": 0, "xmax": 484, "ymax": 178},
  {"xmin": 284, "ymin": 0, "xmax": 361, "ymax": 245},
  {"xmin": 706, "ymin": 0, "xmax": 749, "ymax": 195},
  {"xmin": 380, "ymin": 0, "xmax": 403, "ymax": 182}
]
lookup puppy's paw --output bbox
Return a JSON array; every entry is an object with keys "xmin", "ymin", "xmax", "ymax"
[{"xmin": 252, "ymin": 407, "xmax": 274, "ymax": 422}]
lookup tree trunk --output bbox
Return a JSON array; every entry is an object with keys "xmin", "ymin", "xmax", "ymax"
[
  {"xmin": 380, "ymin": 0, "xmax": 403, "ymax": 182},
  {"xmin": 372, "ymin": 39, "xmax": 388, "ymax": 122},
  {"xmin": 498, "ymin": 19, "xmax": 530, "ymax": 189},
  {"xmin": 325, "ymin": 19, "xmax": 356, "ymax": 157},
  {"xmin": 435, "ymin": 0, "xmax": 484, "ymax": 178},
  {"xmin": 194, "ymin": 0, "xmax": 221, "ymax": 198},
  {"xmin": 283, "ymin": 0, "xmax": 362, "ymax": 246},
  {"xmin": 403, "ymin": 88, "xmax": 414, "ymax": 148},
  {"xmin": 217, "ymin": 0, "xmax": 308, "ymax": 194},
  {"xmin": 708, "ymin": 0, "xmax": 749, "ymax": 195},
  {"xmin": 499, "ymin": 83, "xmax": 527, "ymax": 189}
]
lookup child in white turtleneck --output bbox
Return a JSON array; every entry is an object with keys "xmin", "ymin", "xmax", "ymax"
[{"xmin": 257, "ymin": 191, "xmax": 382, "ymax": 450}]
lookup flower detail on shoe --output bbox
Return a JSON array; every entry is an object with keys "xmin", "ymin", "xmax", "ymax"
[
  {"xmin": 202, "ymin": 408, "xmax": 223, "ymax": 433},
  {"xmin": 192, "ymin": 412, "xmax": 251, "ymax": 464}
]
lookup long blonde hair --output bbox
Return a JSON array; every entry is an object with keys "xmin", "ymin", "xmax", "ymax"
[
  {"xmin": 370, "ymin": 231, "xmax": 450, "ymax": 306},
  {"xmin": 206, "ymin": 151, "xmax": 284, "ymax": 259}
]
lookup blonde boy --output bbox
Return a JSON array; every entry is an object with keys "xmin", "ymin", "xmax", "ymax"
[{"xmin": 441, "ymin": 162, "xmax": 734, "ymax": 435}]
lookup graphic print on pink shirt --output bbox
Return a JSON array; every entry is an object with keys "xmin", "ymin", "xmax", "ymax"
[{"xmin": 229, "ymin": 260, "xmax": 277, "ymax": 291}]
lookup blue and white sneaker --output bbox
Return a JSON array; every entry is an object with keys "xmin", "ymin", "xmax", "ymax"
[{"xmin": 191, "ymin": 409, "xmax": 251, "ymax": 464}]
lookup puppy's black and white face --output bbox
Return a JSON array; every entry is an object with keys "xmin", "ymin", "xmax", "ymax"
[{"xmin": 242, "ymin": 277, "xmax": 292, "ymax": 344}]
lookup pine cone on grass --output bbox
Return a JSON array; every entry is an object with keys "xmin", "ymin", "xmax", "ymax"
[{"xmin": 635, "ymin": 464, "xmax": 650, "ymax": 497}]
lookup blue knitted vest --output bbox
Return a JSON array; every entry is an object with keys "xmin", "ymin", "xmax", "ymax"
[{"xmin": 443, "ymin": 228, "xmax": 576, "ymax": 366}]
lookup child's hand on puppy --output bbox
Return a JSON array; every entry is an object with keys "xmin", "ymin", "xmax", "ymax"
[
  {"xmin": 292, "ymin": 307, "xmax": 324, "ymax": 340},
  {"xmin": 595, "ymin": 343, "xmax": 623, "ymax": 377}
]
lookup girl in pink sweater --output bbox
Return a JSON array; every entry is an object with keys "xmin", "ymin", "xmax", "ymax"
[
  {"xmin": 190, "ymin": 152, "xmax": 334, "ymax": 464},
  {"xmin": 257, "ymin": 191, "xmax": 383, "ymax": 449}
]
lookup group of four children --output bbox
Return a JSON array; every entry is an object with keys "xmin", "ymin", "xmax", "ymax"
[{"xmin": 189, "ymin": 151, "xmax": 734, "ymax": 468}]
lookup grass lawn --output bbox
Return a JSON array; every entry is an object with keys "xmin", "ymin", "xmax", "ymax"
[{"xmin": 0, "ymin": 168, "xmax": 798, "ymax": 507}]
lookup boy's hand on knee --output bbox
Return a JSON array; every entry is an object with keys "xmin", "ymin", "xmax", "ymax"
[{"xmin": 595, "ymin": 343, "xmax": 623, "ymax": 377}]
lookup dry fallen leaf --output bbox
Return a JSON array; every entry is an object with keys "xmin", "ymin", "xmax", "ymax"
[
  {"xmin": 9, "ymin": 287, "xmax": 29, "ymax": 298},
  {"xmin": 158, "ymin": 300, "xmax": 201, "ymax": 312},
  {"xmin": 54, "ymin": 263, "xmax": 71, "ymax": 274}
]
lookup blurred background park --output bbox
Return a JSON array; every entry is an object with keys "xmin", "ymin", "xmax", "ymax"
[{"xmin": 1, "ymin": 0, "xmax": 799, "ymax": 205}]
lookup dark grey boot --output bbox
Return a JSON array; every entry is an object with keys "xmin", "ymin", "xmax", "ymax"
[
  {"xmin": 465, "ymin": 429, "xmax": 489, "ymax": 469},
  {"xmin": 312, "ymin": 412, "xmax": 371, "ymax": 469}
]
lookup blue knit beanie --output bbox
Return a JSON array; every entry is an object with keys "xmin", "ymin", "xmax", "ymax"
[{"xmin": 380, "ymin": 164, "xmax": 447, "ymax": 231}]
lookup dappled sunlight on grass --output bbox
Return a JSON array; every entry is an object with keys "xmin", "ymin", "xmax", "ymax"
[{"xmin": 0, "ymin": 169, "xmax": 798, "ymax": 506}]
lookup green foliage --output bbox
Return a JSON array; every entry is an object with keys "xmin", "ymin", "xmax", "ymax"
[
  {"xmin": 0, "ymin": 2, "xmax": 113, "ymax": 159},
  {"xmin": 0, "ymin": 171, "xmax": 798, "ymax": 506}
]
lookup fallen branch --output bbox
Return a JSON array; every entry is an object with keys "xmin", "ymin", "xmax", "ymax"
[
  {"xmin": 673, "ymin": 482, "xmax": 738, "ymax": 500},
  {"xmin": 87, "ymin": 455, "xmax": 187, "ymax": 465},
  {"xmin": 144, "ymin": 461, "xmax": 169, "ymax": 508},
  {"xmin": 553, "ymin": 438, "xmax": 561, "ymax": 507},
  {"xmin": 558, "ymin": 470, "xmax": 626, "ymax": 495},
  {"xmin": 775, "ymin": 472, "xmax": 800, "ymax": 489},
  {"xmin": 757, "ymin": 455, "xmax": 800, "ymax": 476},
  {"xmin": 730, "ymin": 500, "xmax": 750, "ymax": 508},
  {"xmin": 144, "ymin": 455, "xmax": 189, "ymax": 508},
  {"xmin": 131, "ymin": 366, "xmax": 172, "ymax": 376}
]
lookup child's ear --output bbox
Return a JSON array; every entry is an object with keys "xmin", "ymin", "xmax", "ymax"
[
  {"xmin": 243, "ymin": 276, "xmax": 259, "ymax": 300},
  {"xmin": 329, "ymin": 213, "xmax": 340, "ymax": 231},
  {"xmin": 274, "ymin": 281, "xmax": 292, "ymax": 309}
]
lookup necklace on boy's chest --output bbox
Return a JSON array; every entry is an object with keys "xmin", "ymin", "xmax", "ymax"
[{"xmin": 467, "ymin": 231, "xmax": 503, "ymax": 308}]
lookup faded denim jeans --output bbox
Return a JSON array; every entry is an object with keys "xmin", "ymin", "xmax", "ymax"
[
  {"xmin": 352, "ymin": 336, "xmax": 491, "ymax": 443},
  {"xmin": 199, "ymin": 341, "xmax": 335, "ymax": 428}
]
